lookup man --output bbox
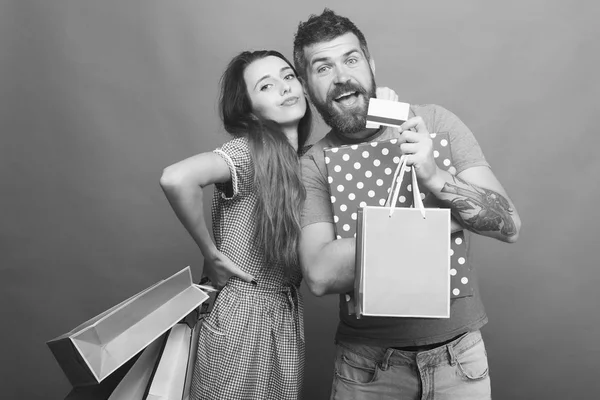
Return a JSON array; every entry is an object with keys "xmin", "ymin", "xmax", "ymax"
[{"xmin": 293, "ymin": 9, "xmax": 521, "ymax": 399}]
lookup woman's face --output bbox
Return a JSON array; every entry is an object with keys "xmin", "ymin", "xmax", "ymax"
[{"xmin": 243, "ymin": 56, "xmax": 307, "ymax": 127}]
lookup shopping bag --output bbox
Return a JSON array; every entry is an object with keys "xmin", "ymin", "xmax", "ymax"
[
  {"xmin": 181, "ymin": 318, "xmax": 203, "ymax": 400},
  {"xmin": 47, "ymin": 267, "xmax": 210, "ymax": 387},
  {"xmin": 106, "ymin": 333, "xmax": 167, "ymax": 400},
  {"xmin": 181, "ymin": 283, "xmax": 218, "ymax": 400},
  {"xmin": 110, "ymin": 302, "xmax": 210, "ymax": 400},
  {"xmin": 324, "ymin": 132, "xmax": 473, "ymax": 315},
  {"xmin": 355, "ymin": 156, "xmax": 451, "ymax": 318},
  {"xmin": 63, "ymin": 355, "xmax": 140, "ymax": 400},
  {"xmin": 145, "ymin": 323, "xmax": 192, "ymax": 400}
]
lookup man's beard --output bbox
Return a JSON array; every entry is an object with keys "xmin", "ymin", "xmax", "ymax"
[{"xmin": 310, "ymin": 73, "xmax": 377, "ymax": 134}]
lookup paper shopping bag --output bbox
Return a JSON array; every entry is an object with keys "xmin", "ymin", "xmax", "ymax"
[
  {"xmin": 146, "ymin": 323, "xmax": 193, "ymax": 400},
  {"xmin": 324, "ymin": 132, "xmax": 473, "ymax": 315},
  {"xmin": 47, "ymin": 267, "xmax": 209, "ymax": 387},
  {"xmin": 355, "ymin": 160, "xmax": 451, "ymax": 318},
  {"xmin": 63, "ymin": 355, "xmax": 140, "ymax": 400},
  {"xmin": 111, "ymin": 304, "xmax": 208, "ymax": 400},
  {"xmin": 356, "ymin": 206, "xmax": 451, "ymax": 317},
  {"xmin": 106, "ymin": 333, "xmax": 167, "ymax": 400},
  {"xmin": 180, "ymin": 280, "xmax": 219, "ymax": 399}
]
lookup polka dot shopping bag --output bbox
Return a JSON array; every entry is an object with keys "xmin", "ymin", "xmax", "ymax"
[{"xmin": 324, "ymin": 133, "xmax": 474, "ymax": 316}]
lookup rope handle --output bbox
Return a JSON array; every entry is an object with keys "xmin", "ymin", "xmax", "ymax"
[{"xmin": 385, "ymin": 156, "xmax": 426, "ymax": 219}]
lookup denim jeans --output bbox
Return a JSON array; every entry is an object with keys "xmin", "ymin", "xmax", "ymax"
[{"xmin": 330, "ymin": 330, "xmax": 491, "ymax": 400}]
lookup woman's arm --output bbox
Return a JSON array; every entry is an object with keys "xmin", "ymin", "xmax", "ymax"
[{"xmin": 160, "ymin": 152, "xmax": 255, "ymax": 287}]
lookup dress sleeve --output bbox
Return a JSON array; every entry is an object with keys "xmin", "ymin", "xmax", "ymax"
[{"xmin": 213, "ymin": 137, "xmax": 254, "ymax": 199}]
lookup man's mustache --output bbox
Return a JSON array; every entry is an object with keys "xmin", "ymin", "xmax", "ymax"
[{"xmin": 326, "ymin": 82, "xmax": 369, "ymax": 103}]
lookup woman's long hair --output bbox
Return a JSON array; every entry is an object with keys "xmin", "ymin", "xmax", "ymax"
[{"xmin": 219, "ymin": 50, "xmax": 312, "ymax": 269}]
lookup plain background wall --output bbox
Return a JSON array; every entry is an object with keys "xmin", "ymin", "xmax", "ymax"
[{"xmin": 1, "ymin": 0, "xmax": 599, "ymax": 398}]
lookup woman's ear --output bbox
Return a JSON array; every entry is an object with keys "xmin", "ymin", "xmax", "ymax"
[{"xmin": 370, "ymin": 58, "xmax": 376, "ymax": 75}]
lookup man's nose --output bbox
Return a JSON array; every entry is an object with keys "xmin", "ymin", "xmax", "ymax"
[{"xmin": 333, "ymin": 65, "xmax": 351, "ymax": 84}]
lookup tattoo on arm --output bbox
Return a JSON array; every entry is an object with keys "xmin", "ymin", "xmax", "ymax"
[{"xmin": 440, "ymin": 176, "xmax": 517, "ymax": 238}]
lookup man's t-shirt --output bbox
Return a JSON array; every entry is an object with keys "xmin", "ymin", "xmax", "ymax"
[{"xmin": 301, "ymin": 104, "xmax": 490, "ymax": 347}]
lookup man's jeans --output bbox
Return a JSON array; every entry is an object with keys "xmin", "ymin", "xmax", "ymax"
[{"xmin": 330, "ymin": 330, "xmax": 491, "ymax": 400}]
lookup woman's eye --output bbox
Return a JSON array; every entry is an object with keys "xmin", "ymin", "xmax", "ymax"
[
  {"xmin": 347, "ymin": 58, "xmax": 357, "ymax": 65},
  {"xmin": 284, "ymin": 73, "xmax": 296, "ymax": 80},
  {"xmin": 260, "ymin": 84, "xmax": 273, "ymax": 91}
]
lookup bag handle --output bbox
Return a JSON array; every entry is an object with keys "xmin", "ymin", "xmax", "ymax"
[
  {"xmin": 385, "ymin": 155, "xmax": 407, "ymax": 209},
  {"xmin": 386, "ymin": 155, "xmax": 426, "ymax": 219}
]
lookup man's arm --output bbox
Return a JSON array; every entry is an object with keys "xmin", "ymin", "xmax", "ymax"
[
  {"xmin": 297, "ymin": 185, "xmax": 467, "ymax": 298},
  {"xmin": 299, "ymin": 150, "xmax": 359, "ymax": 297},
  {"xmin": 432, "ymin": 166, "xmax": 519, "ymax": 242},
  {"xmin": 400, "ymin": 116, "xmax": 521, "ymax": 243},
  {"xmin": 299, "ymin": 222, "xmax": 355, "ymax": 297}
]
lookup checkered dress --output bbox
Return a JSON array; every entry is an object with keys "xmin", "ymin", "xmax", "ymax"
[{"xmin": 190, "ymin": 137, "xmax": 305, "ymax": 400}]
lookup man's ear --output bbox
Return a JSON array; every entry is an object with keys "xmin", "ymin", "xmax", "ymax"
[
  {"xmin": 369, "ymin": 58, "xmax": 376, "ymax": 74},
  {"xmin": 298, "ymin": 73, "xmax": 307, "ymax": 86}
]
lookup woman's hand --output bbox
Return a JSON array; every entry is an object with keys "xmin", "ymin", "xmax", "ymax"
[{"xmin": 202, "ymin": 249, "xmax": 256, "ymax": 289}]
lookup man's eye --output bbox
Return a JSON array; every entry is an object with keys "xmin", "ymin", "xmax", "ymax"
[
  {"xmin": 317, "ymin": 65, "xmax": 330, "ymax": 74},
  {"xmin": 347, "ymin": 58, "xmax": 358, "ymax": 65},
  {"xmin": 260, "ymin": 84, "xmax": 273, "ymax": 91}
]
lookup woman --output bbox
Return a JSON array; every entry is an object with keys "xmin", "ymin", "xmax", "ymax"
[{"xmin": 160, "ymin": 50, "xmax": 311, "ymax": 400}]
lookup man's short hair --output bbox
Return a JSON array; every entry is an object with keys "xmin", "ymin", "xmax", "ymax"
[{"xmin": 293, "ymin": 8, "xmax": 371, "ymax": 79}]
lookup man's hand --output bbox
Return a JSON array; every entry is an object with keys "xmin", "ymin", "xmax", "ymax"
[
  {"xmin": 376, "ymin": 86, "xmax": 399, "ymax": 101},
  {"xmin": 399, "ymin": 116, "xmax": 440, "ymax": 187},
  {"xmin": 202, "ymin": 249, "xmax": 256, "ymax": 289}
]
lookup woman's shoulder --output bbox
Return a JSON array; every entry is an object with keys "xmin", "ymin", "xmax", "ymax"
[
  {"xmin": 216, "ymin": 136, "xmax": 252, "ymax": 159},
  {"xmin": 218, "ymin": 135, "xmax": 249, "ymax": 150}
]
